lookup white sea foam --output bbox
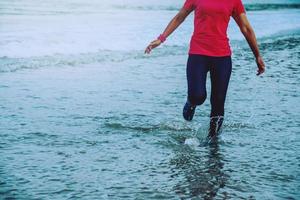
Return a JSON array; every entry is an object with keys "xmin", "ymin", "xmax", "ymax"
[{"xmin": 184, "ymin": 137, "xmax": 200, "ymax": 146}]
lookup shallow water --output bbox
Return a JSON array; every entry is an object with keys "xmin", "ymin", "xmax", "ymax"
[{"xmin": 1, "ymin": 0, "xmax": 300, "ymax": 199}]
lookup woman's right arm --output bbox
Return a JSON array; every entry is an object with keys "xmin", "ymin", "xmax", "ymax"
[{"xmin": 144, "ymin": 7, "xmax": 193, "ymax": 54}]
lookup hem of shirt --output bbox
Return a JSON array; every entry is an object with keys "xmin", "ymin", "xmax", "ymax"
[{"xmin": 188, "ymin": 51, "xmax": 232, "ymax": 57}]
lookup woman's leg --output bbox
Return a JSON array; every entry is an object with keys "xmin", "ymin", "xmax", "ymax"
[
  {"xmin": 183, "ymin": 54, "xmax": 210, "ymax": 121},
  {"xmin": 209, "ymin": 56, "xmax": 232, "ymax": 136},
  {"xmin": 186, "ymin": 54, "xmax": 210, "ymax": 106}
]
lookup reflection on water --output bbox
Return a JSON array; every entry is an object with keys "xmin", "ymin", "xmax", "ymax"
[{"xmin": 171, "ymin": 138, "xmax": 228, "ymax": 199}]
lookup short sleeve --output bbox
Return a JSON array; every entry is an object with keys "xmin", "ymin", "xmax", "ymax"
[
  {"xmin": 232, "ymin": 0, "xmax": 246, "ymax": 18},
  {"xmin": 183, "ymin": 0, "xmax": 196, "ymax": 11}
]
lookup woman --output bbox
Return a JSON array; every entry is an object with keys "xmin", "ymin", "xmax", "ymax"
[{"xmin": 145, "ymin": 0, "xmax": 265, "ymax": 137}]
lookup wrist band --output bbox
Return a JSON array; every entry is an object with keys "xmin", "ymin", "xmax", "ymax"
[{"xmin": 157, "ymin": 34, "xmax": 167, "ymax": 43}]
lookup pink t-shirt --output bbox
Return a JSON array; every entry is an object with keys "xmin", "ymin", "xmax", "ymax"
[{"xmin": 183, "ymin": 0, "xmax": 246, "ymax": 56}]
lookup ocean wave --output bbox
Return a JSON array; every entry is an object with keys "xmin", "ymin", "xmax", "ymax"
[
  {"xmin": 0, "ymin": 2, "xmax": 107, "ymax": 16},
  {"xmin": 1, "ymin": 3, "xmax": 299, "ymax": 17},
  {"xmin": 113, "ymin": 4, "xmax": 300, "ymax": 12},
  {"xmin": 0, "ymin": 51, "xmax": 139, "ymax": 73},
  {"xmin": 1, "ymin": 29, "xmax": 299, "ymax": 73},
  {"xmin": 103, "ymin": 121, "xmax": 196, "ymax": 133},
  {"xmin": 0, "ymin": 45, "xmax": 188, "ymax": 73},
  {"xmin": 245, "ymin": 3, "xmax": 300, "ymax": 11},
  {"xmin": 260, "ymin": 35, "xmax": 300, "ymax": 51},
  {"xmin": 103, "ymin": 119, "xmax": 258, "ymax": 134}
]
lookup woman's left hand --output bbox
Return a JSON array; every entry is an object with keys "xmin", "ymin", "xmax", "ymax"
[{"xmin": 256, "ymin": 56, "xmax": 265, "ymax": 76}]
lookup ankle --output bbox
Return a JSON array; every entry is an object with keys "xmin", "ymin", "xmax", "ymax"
[{"xmin": 187, "ymin": 100, "xmax": 196, "ymax": 108}]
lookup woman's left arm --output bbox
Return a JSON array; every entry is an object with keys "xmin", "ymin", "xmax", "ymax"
[{"xmin": 233, "ymin": 13, "xmax": 265, "ymax": 76}]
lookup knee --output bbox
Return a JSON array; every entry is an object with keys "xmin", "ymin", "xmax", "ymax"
[{"xmin": 188, "ymin": 93, "xmax": 207, "ymax": 105}]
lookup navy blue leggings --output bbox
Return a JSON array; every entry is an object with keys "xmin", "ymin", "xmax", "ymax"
[{"xmin": 186, "ymin": 54, "xmax": 232, "ymax": 118}]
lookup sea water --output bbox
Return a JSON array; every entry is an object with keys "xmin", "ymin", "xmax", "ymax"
[{"xmin": 0, "ymin": 0, "xmax": 299, "ymax": 199}]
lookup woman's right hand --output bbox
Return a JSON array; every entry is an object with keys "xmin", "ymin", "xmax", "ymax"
[{"xmin": 144, "ymin": 39, "xmax": 162, "ymax": 54}]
